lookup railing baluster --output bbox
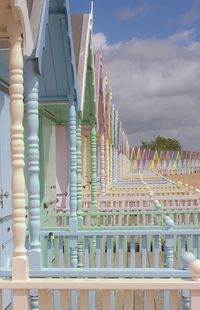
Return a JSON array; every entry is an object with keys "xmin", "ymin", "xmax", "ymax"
[
  {"xmin": 142, "ymin": 235, "xmax": 147, "ymax": 267},
  {"xmin": 96, "ymin": 236, "xmax": 102, "ymax": 267},
  {"xmin": 53, "ymin": 290, "xmax": 60, "ymax": 310},
  {"xmin": 84, "ymin": 237, "xmax": 89, "ymax": 268},
  {"xmin": 59, "ymin": 236, "xmax": 64, "ymax": 268},
  {"xmin": 88, "ymin": 290, "xmax": 95, "ymax": 310},
  {"xmin": 47, "ymin": 235, "xmax": 52, "ymax": 267},
  {"xmin": 71, "ymin": 290, "xmax": 78, "ymax": 310},
  {"xmin": 107, "ymin": 236, "xmax": 112, "ymax": 267},
  {"xmin": 152, "ymin": 235, "xmax": 159, "ymax": 267},
  {"xmin": 130, "ymin": 235, "xmax": 135, "ymax": 267},
  {"xmin": 118, "ymin": 235, "xmax": 124, "ymax": 268}
]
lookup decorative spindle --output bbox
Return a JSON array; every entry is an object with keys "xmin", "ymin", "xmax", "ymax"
[
  {"xmin": 91, "ymin": 124, "xmax": 97, "ymax": 222},
  {"xmin": 76, "ymin": 113, "xmax": 83, "ymax": 218},
  {"xmin": 76, "ymin": 113, "xmax": 83, "ymax": 267},
  {"xmin": 181, "ymin": 252, "xmax": 195, "ymax": 310},
  {"xmin": 164, "ymin": 217, "xmax": 174, "ymax": 268},
  {"xmin": 8, "ymin": 20, "xmax": 28, "ymax": 280},
  {"xmin": 69, "ymin": 101, "xmax": 78, "ymax": 268},
  {"xmin": 68, "ymin": 102, "xmax": 77, "ymax": 231},
  {"xmin": 109, "ymin": 143, "xmax": 112, "ymax": 186},
  {"xmin": 100, "ymin": 133, "xmax": 106, "ymax": 194},
  {"xmin": 25, "ymin": 59, "xmax": 41, "ymax": 268},
  {"xmin": 106, "ymin": 139, "xmax": 110, "ymax": 188}
]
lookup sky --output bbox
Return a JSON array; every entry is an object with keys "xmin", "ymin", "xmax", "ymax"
[{"xmin": 70, "ymin": 0, "xmax": 200, "ymax": 151}]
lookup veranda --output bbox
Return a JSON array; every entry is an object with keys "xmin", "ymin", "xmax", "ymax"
[{"xmin": 0, "ymin": 1, "xmax": 200, "ymax": 310}]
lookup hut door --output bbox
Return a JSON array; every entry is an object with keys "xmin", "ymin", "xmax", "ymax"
[
  {"xmin": 40, "ymin": 114, "xmax": 56, "ymax": 220},
  {"xmin": 0, "ymin": 92, "xmax": 12, "ymax": 218}
]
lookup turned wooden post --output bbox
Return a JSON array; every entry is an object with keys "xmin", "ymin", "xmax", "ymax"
[
  {"xmin": 100, "ymin": 132, "xmax": 106, "ymax": 194},
  {"xmin": 91, "ymin": 123, "xmax": 97, "ymax": 224},
  {"xmin": 189, "ymin": 260, "xmax": 200, "ymax": 309},
  {"xmin": 8, "ymin": 19, "xmax": 28, "ymax": 280},
  {"xmin": 76, "ymin": 113, "xmax": 83, "ymax": 267},
  {"xmin": 69, "ymin": 101, "xmax": 78, "ymax": 268},
  {"xmin": 181, "ymin": 252, "xmax": 195, "ymax": 310},
  {"xmin": 25, "ymin": 59, "xmax": 41, "ymax": 268},
  {"xmin": 106, "ymin": 139, "xmax": 110, "ymax": 188},
  {"xmin": 109, "ymin": 143, "xmax": 113, "ymax": 186}
]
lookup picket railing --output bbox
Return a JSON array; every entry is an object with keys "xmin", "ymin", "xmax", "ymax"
[
  {"xmin": 44, "ymin": 208, "xmax": 200, "ymax": 228},
  {"xmin": 39, "ymin": 225, "xmax": 200, "ymax": 269},
  {"xmin": 1, "ymin": 273, "xmax": 200, "ymax": 310}
]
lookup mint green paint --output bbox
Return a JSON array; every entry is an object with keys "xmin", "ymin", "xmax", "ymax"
[
  {"xmin": 39, "ymin": 112, "xmax": 57, "ymax": 226},
  {"xmin": 76, "ymin": 113, "xmax": 83, "ymax": 267},
  {"xmin": 90, "ymin": 125, "xmax": 97, "ymax": 224}
]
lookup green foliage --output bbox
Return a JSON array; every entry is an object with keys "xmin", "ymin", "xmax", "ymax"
[{"xmin": 141, "ymin": 135, "xmax": 181, "ymax": 151}]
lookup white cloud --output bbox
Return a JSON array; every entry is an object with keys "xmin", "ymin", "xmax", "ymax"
[
  {"xmin": 92, "ymin": 32, "xmax": 108, "ymax": 52},
  {"xmin": 115, "ymin": 3, "xmax": 152, "ymax": 21},
  {"xmin": 99, "ymin": 32, "xmax": 200, "ymax": 150}
]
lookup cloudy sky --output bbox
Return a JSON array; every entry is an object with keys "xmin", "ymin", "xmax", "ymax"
[{"xmin": 70, "ymin": 0, "xmax": 200, "ymax": 151}]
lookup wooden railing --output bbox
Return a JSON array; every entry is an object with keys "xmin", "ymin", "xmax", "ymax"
[
  {"xmin": 0, "ymin": 273, "xmax": 200, "ymax": 310},
  {"xmin": 39, "ymin": 225, "xmax": 200, "ymax": 269}
]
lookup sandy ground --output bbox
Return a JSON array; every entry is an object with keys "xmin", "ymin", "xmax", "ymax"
[{"xmin": 168, "ymin": 172, "xmax": 200, "ymax": 189}]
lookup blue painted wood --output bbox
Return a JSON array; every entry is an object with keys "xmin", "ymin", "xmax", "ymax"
[
  {"xmin": 96, "ymin": 236, "xmax": 101, "ymax": 268},
  {"xmin": 25, "ymin": 60, "xmax": 41, "ymax": 272},
  {"xmin": 130, "ymin": 236, "xmax": 135, "ymax": 267},
  {"xmin": 37, "ymin": 0, "xmax": 79, "ymax": 109},
  {"xmin": 0, "ymin": 267, "xmax": 191, "ymax": 278},
  {"xmin": 84, "ymin": 237, "xmax": 89, "ymax": 268},
  {"xmin": 118, "ymin": 236, "xmax": 124, "ymax": 268},
  {"xmin": 153, "ymin": 235, "xmax": 160, "ymax": 267},
  {"xmin": 70, "ymin": 290, "xmax": 78, "ymax": 310},
  {"xmin": 68, "ymin": 102, "xmax": 77, "ymax": 232},
  {"xmin": 88, "ymin": 291, "xmax": 95, "ymax": 310},
  {"xmin": 107, "ymin": 236, "xmax": 112, "ymax": 268},
  {"xmin": 142, "ymin": 236, "xmax": 147, "ymax": 268}
]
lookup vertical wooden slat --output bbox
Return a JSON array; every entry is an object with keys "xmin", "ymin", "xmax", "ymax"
[
  {"xmin": 71, "ymin": 290, "xmax": 78, "ymax": 310},
  {"xmin": 130, "ymin": 235, "xmax": 135, "ymax": 267},
  {"xmin": 146, "ymin": 290, "xmax": 154, "ymax": 310},
  {"xmin": 124, "ymin": 291, "xmax": 133, "ymax": 310},
  {"xmin": 153, "ymin": 235, "xmax": 159, "ymax": 267},
  {"xmin": 53, "ymin": 290, "xmax": 60, "ymax": 310},
  {"xmin": 169, "ymin": 291, "xmax": 178, "ymax": 310},
  {"xmin": 60, "ymin": 290, "xmax": 69, "ymax": 310},
  {"xmin": 47, "ymin": 236, "xmax": 52, "ymax": 267},
  {"xmin": 96, "ymin": 236, "xmax": 102, "ymax": 267},
  {"xmin": 118, "ymin": 235, "xmax": 124, "ymax": 267},
  {"xmin": 107, "ymin": 236, "xmax": 112, "ymax": 267},
  {"xmin": 84, "ymin": 237, "xmax": 89, "ymax": 268},
  {"xmin": 142, "ymin": 235, "xmax": 147, "ymax": 267},
  {"xmin": 102, "ymin": 291, "xmax": 110, "ymax": 310},
  {"xmin": 88, "ymin": 290, "xmax": 95, "ymax": 310},
  {"xmin": 193, "ymin": 235, "xmax": 198, "ymax": 259},
  {"xmin": 80, "ymin": 290, "xmax": 88, "ymax": 310},
  {"xmin": 59, "ymin": 236, "xmax": 64, "ymax": 268}
]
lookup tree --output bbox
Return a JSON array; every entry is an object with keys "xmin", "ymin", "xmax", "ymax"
[{"xmin": 140, "ymin": 135, "xmax": 181, "ymax": 151}]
